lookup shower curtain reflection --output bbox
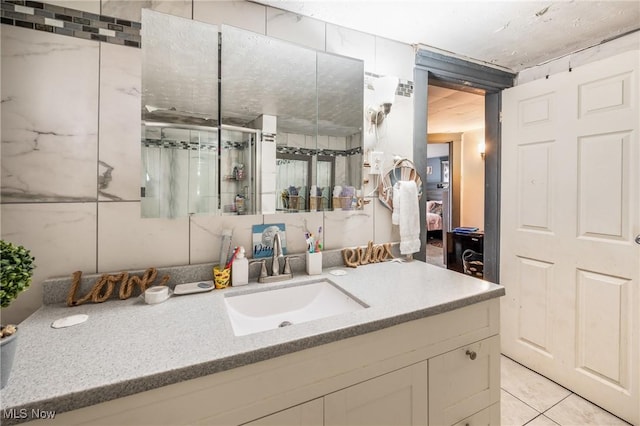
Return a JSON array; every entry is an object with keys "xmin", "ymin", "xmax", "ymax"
[
  {"xmin": 316, "ymin": 156, "xmax": 335, "ymax": 210},
  {"xmin": 276, "ymin": 154, "xmax": 311, "ymax": 212},
  {"xmin": 141, "ymin": 125, "xmax": 218, "ymax": 218}
]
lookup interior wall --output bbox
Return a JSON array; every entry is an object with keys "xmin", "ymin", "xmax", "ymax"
[
  {"xmin": 460, "ymin": 128, "xmax": 485, "ymax": 229},
  {"xmin": 427, "ymin": 133, "xmax": 462, "ymax": 229},
  {"xmin": 426, "ymin": 143, "xmax": 449, "ymax": 158},
  {"xmin": 427, "ymin": 129, "xmax": 485, "ymax": 231},
  {"xmin": 0, "ymin": 0, "xmax": 415, "ymax": 324}
]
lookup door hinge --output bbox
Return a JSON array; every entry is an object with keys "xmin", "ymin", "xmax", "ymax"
[{"xmin": 499, "ymin": 111, "xmax": 503, "ymax": 122}]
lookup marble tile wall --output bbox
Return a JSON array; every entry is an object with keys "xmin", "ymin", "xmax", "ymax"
[
  {"xmin": 99, "ymin": 41, "xmax": 140, "ymax": 201},
  {"xmin": 102, "ymin": 0, "xmax": 192, "ymax": 22},
  {"xmin": 1, "ymin": 25, "xmax": 99, "ymax": 203},
  {"xmin": 0, "ymin": 0, "xmax": 416, "ymax": 324}
]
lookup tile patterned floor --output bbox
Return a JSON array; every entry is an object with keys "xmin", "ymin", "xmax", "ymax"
[{"xmin": 500, "ymin": 355, "xmax": 631, "ymax": 426}]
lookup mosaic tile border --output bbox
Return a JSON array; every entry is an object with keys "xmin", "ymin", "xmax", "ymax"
[
  {"xmin": 365, "ymin": 72, "xmax": 414, "ymax": 98},
  {"xmin": 142, "ymin": 139, "xmax": 217, "ymax": 151},
  {"xmin": 222, "ymin": 140, "xmax": 249, "ymax": 150},
  {"xmin": 1, "ymin": 0, "xmax": 140, "ymax": 47},
  {"xmin": 276, "ymin": 145, "xmax": 362, "ymax": 157}
]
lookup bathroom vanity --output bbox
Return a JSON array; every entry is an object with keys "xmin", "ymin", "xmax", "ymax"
[{"xmin": 0, "ymin": 261, "xmax": 504, "ymax": 426}]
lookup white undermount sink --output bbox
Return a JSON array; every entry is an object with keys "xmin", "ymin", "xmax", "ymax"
[{"xmin": 224, "ymin": 279, "xmax": 368, "ymax": 336}]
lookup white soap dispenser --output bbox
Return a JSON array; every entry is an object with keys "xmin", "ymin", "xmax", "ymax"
[{"xmin": 232, "ymin": 246, "xmax": 248, "ymax": 286}]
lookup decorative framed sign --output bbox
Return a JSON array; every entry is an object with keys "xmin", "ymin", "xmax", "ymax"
[{"xmin": 252, "ymin": 223, "xmax": 287, "ymax": 258}]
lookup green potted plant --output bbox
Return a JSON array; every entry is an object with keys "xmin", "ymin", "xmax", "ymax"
[{"xmin": 1, "ymin": 240, "xmax": 35, "ymax": 389}]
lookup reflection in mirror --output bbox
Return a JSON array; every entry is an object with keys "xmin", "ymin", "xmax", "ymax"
[
  {"xmin": 140, "ymin": 17, "xmax": 364, "ymax": 217},
  {"xmin": 220, "ymin": 25, "xmax": 317, "ymax": 134},
  {"xmin": 140, "ymin": 10, "xmax": 219, "ymax": 218},
  {"xmin": 220, "ymin": 126, "xmax": 258, "ymax": 215},
  {"xmin": 276, "ymin": 154, "xmax": 311, "ymax": 212},
  {"xmin": 141, "ymin": 124, "xmax": 218, "ymax": 218},
  {"xmin": 316, "ymin": 52, "xmax": 364, "ymax": 210},
  {"xmin": 315, "ymin": 156, "xmax": 335, "ymax": 210},
  {"xmin": 221, "ymin": 25, "xmax": 317, "ymax": 214}
]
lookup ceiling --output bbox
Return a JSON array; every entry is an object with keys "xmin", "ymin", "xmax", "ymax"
[
  {"xmin": 254, "ymin": 1, "xmax": 639, "ymax": 72},
  {"xmin": 427, "ymin": 85, "xmax": 485, "ymax": 133},
  {"xmin": 255, "ymin": 1, "xmax": 638, "ymax": 134}
]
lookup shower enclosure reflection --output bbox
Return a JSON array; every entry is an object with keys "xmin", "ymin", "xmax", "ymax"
[
  {"xmin": 140, "ymin": 10, "xmax": 219, "ymax": 218},
  {"xmin": 219, "ymin": 126, "xmax": 258, "ymax": 215},
  {"xmin": 141, "ymin": 124, "xmax": 218, "ymax": 218}
]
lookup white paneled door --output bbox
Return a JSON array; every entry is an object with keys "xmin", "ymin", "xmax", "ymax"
[{"xmin": 501, "ymin": 50, "xmax": 639, "ymax": 424}]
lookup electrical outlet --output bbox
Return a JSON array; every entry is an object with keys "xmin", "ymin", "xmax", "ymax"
[{"xmin": 369, "ymin": 151, "xmax": 384, "ymax": 175}]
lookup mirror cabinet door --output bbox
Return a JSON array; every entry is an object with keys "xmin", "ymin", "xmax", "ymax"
[
  {"xmin": 221, "ymin": 25, "xmax": 317, "ymax": 214},
  {"xmin": 316, "ymin": 52, "xmax": 364, "ymax": 211},
  {"xmin": 141, "ymin": 10, "xmax": 219, "ymax": 218}
]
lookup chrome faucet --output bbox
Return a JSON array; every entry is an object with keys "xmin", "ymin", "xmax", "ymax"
[
  {"xmin": 250, "ymin": 231, "xmax": 300, "ymax": 283},
  {"xmin": 271, "ymin": 232, "xmax": 284, "ymax": 277}
]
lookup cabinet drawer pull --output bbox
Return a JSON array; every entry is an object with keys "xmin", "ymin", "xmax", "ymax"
[{"xmin": 465, "ymin": 349, "xmax": 477, "ymax": 360}]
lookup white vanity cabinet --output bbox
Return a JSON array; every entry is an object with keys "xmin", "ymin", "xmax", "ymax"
[
  {"xmin": 22, "ymin": 299, "xmax": 500, "ymax": 426},
  {"xmin": 243, "ymin": 364, "xmax": 428, "ymax": 426},
  {"xmin": 245, "ymin": 336, "xmax": 499, "ymax": 426},
  {"xmin": 324, "ymin": 362, "xmax": 428, "ymax": 426},
  {"xmin": 245, "ymin": 363, "xmax": 429, "ymax": 426},
  {"xmin": 429, "ymin": 336, "xmax": 501, "ymax": 426}
]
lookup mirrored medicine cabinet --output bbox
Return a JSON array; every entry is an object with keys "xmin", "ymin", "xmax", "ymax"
[{"xmin": 140, "ymin": 10, "xmax": 364, "ymax": 218}]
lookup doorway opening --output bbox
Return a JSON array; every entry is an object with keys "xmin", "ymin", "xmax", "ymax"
[
  {"xmin": 413, "ymin": 48, "xmax": 515, "ymax": 281},
  {"xmin": 425, "ymin": 84, "xmax": 485, "ymax": 272}
]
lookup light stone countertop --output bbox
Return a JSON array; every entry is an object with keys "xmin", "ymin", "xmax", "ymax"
[{"xmin": 0, "ymin": 261, "xmax": 504, "ymax": 423}]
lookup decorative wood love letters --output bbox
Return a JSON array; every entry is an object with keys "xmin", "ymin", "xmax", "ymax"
[{"xmin": 66, "ymin": 267, "xmax": 170, "ymax": 306}]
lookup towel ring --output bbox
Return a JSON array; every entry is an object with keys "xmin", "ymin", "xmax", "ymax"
[{"xmin": 378, "ymin": 158, "xmax": 423, "ymax": 211}]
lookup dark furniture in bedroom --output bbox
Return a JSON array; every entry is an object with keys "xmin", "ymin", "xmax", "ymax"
[{"xmin": 446, "ymin": 231, "xmax": 484, "ymax": 278}]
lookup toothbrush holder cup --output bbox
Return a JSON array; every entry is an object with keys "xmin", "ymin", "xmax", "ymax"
[
  {"xmin": 306, "ymin": 251, "xmax": 322, "ymax": 275},
  {"xmin": 213, "ymin": 265, "xmax": 231, "ymax": 289}
]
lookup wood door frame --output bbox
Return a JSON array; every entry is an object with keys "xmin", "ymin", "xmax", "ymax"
[{"xmin": 413, "ymin": 49, "xmax": 515, "ymax": 283}]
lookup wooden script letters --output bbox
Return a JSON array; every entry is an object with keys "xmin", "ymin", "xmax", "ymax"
[
  {"xmin": 342, "ymin": 242, "xmax": 393, "ymax": 268},
  {"xmin": 67, "ymin": 267, "xmax": 170, "ymax": 306}
]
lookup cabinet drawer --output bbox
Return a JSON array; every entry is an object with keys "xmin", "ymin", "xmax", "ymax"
[
  {"xmin": 451, "ymin": 403, "xmax": 500, "ymax": 426},
  {"xmin": 325, "ymin": 362, "xmax": 428, "ymax": 426},
  {"xmin": 428, "ymin": 335, "xmax": 500, "ymax": 426},
  {"xmin": 242, "ymin": 399, "xmax": 323, "ymax": 426}
]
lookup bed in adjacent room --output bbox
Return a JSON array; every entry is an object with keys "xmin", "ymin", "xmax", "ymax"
[{"xmin": 426, "ymin": 200, "xmax": 443, "ymax": 231}]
